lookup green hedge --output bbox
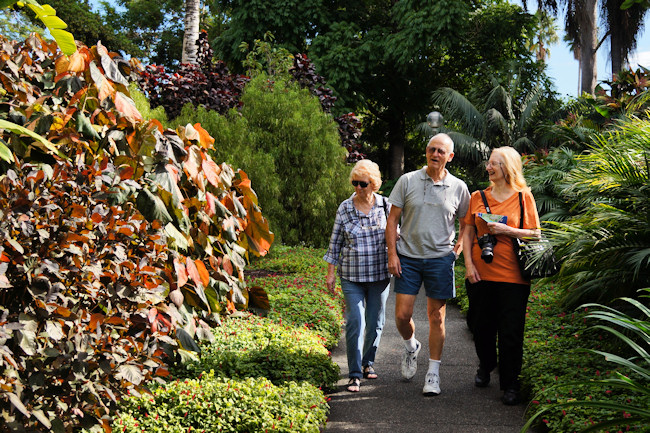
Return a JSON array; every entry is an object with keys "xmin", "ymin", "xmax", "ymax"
[
  {"xmin": 170, "ymin": 74, "xmax": 351, "ymax": 248},
  {"xmin": 175, "ymin": 313, "xmax": 340, "ymax": 390},
  {"xmin": 113, "ymin": 371, "xmax": 328, "ymax": 433}
]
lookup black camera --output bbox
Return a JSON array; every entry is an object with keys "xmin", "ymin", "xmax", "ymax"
[{"xmin": 477, "ymin": 234, "xmax": 497, "ymax": 263}]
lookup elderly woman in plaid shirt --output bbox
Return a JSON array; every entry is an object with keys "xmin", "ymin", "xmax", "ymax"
[{"xmin": 324, "ymin": 159, "xmax": 391, "ymax": 392}]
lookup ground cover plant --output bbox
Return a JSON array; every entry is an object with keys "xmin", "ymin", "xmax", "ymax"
[
  {"xmin": 246, "ymin": 246, "xmax": 345, "ymax": 348},
  {"xmin": 523, "ymin": 288, "xmax": 650, "ymax": 432},
  {"xmin": 175, "ymin": 313, "xmax": 340, "ymax": 390},
  {"xmin": 112, "ymin": 371, "xmax": 329, "ymax": 433},
  {"xmin": 520, "ymin": 285, "xmax": 650, "ymax": 432}
]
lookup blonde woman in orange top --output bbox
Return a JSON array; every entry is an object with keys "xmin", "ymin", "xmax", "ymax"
[{"xmin": 461, "ymin": 146, "xmax": 540, "ymax": 406}]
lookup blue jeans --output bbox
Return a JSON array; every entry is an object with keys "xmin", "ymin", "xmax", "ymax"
[{"xmin": 340, "ymin": 278, "xmax": 390, "ymax": 379}]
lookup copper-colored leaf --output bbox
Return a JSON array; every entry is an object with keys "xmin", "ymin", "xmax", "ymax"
[
  {"xmin": 114, "ymin": 91, "xmax": 143, "ymax": 121},
  {"xmin": 202, "ymin": 157, "xmax": 221, "ymax": 188},
  {"xmin": 169, "ymin": 289, "xmax": 184, "ymax": 308},
  {"xmin": 68, "ymin": 50, "xmax": 85, "ymax": 72},
  {"xmin": 70, "ymin": 204, "xmax": 85, "ymax": 218},
  {"xmin": 222, "ymin": 256, "xmax": 233, "ymax": 276},
  {"xmin": 194, "ymin": 259, "xmax": 210, "ymax": 287},
  {"xmin": 205, "ymin": 192, "xmax": 217, "ymax": 217},
  {"xmin": 185, "ymin": 259, "xmax": 201, "ymax": 288},
  {"xmin": 173, "ymin": 257, "xmax": 188, "ymax": 288},
  {"xmin": 193, "ymin": 123, "xmax": 215, "ymax": 149},
  {"xmin": 247, "ymin": 285, "xmax": 270, "ymax": 311}
]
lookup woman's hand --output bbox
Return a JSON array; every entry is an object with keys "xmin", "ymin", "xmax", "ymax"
[
  {"xmin": 465, "ymin": 261, "xmax": 481, "ymax": 284},
  {"xmin": 486, "ymin": 222, "xmax": 512, "ymax": 237},
  {"xmin": 326, "ymin": 270, "xmax": 337, "ymax": 294}
]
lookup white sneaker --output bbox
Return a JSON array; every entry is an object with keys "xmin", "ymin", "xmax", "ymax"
[
  {"xmin": 401, "ymin": 340, "xmax": 421, "ymax": 380},
  {"xmin": 423, "ymin": 372, "xmax": 441, "ymax": 396}
]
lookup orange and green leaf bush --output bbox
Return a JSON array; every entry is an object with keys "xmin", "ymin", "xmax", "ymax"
[{"xmin": 0, "ymin": 33, "xmax": 273, "ymax": 431}]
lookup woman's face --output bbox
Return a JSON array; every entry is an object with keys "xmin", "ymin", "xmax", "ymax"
[
  {"xmin": 351, "ymin": 176, "xmax": 373, "ymax": 198},
  {"xmin": 485, "ymin": 153, "xmax": 506, "ymax": 183}
]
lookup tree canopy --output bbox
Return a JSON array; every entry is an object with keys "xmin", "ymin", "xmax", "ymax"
[{"xmin": 212, "ymin": 0, "xmax": 546, "ymax": 178}]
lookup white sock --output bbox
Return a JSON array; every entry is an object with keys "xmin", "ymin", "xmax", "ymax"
[
  {"xmin": 404, "ymin": 336, "xmax": 418, "ymax": 352},
  {"xmin": 428, "ymin": 359, "xmax": 441, "ymax": 375}
]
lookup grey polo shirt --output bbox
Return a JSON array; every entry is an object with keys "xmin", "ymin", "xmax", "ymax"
[{"xmin": 388, "ymin": 167, "xmax": 470, "ymax": 259}]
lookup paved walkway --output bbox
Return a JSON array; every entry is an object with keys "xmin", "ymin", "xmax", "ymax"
[{"xmin": 325, "ymin": 290, "xmax": 531, "ymax": 433}]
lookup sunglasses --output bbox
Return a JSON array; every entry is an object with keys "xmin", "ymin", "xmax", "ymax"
[{"xmin": 352, "ymin": 180, "xmax": 369, "ymax": 188}]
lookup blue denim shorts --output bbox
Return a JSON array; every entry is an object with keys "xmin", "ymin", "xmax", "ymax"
[{"xmin": 393, "ymin": 252, "xmax": 456, "ymax": 299}]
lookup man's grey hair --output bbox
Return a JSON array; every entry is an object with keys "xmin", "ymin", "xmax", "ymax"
[{"xmin": 427, "ymin": 133, "xmax": 454, "ymax": 153}]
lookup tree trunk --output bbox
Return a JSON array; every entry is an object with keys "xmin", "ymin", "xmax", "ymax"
[
  {"xmin": 388, "ymin": 115, "xmax": 406, "ymax": 179},
  {"xmin": 182, "ymin": 0, "xmax": 200, "ymax": 64},
  {"xmin": 578, "ymin": 0, "xmax": 598, "ymax": 95}
]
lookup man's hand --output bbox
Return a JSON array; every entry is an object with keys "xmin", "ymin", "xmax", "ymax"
[{"xmin": 388, "ymin": 253, "xmax": 401, "ymax": 278}]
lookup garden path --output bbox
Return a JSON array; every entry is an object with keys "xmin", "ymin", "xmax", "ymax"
[{"xmin": 326, "ymin": 289, "xmax": 532, "ymax": 432}]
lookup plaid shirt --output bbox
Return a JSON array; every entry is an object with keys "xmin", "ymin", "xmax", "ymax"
[{"xmin": 323, "ymin": 193, "xmax": 391, "ymax": 282}]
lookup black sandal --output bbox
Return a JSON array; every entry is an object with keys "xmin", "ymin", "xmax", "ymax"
[
  {"xmin": 346, "ymin": 377, "xmax": 361, "ymax": 392},
  {"xmin": 363, "ymin": 365, "xmax": 378, "ymax": 379}
]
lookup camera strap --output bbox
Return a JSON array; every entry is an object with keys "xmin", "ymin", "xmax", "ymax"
[
  {"xmin": 479, "ymin": 190, "xmax": 491, "ymax": 214},
  {"xmin": 476, "ymin": 190, "xmax": 492, "ymax": 241}
]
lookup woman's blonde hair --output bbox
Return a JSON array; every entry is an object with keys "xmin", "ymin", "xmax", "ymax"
[
  {"xmin": 350, "ymin": 159, "xmax": 382, "ymax": 192},
  {"xmin": 490, "ymin": 146, "xmax": 529, "ymax": 192}
]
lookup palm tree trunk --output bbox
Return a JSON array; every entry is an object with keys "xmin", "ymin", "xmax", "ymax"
[
  {"xmin": 182, "ymin": 0, "xmax": 200, "ymax": 64},
  {"xmin": 578, "ymin": 0, "xmax": 598, "ymax": 95}
]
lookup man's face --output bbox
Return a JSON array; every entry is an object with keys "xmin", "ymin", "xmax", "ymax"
[{"xmin": 426, "ymin": 139, "xmax": 454, "ymax": 171}]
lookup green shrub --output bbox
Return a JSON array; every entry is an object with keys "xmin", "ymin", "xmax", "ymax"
[
  {"xmin": 249, "ymin": 245, "xmax": 329, "ymax": 274},
  {"xmin": 175, "ymin": 314, "xmax": 340, "ymax": 390},
  {"xmin": 129, "ymin": 83, "xmax": 168, "ymax": 124},
  {"xmin": 114, "ymin": 371, "xmax": 328, "ymax": 433},
  {"xmin": 171, "ymin": 74, "xmax": 352, "ymax": 247}
]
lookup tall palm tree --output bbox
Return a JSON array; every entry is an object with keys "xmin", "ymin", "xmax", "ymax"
[
  {"xmin": 526, "ymin": 9, "xmax": 560, "ymax": 62},
  {"xmin": 603, "ymin": 0, "xmax": 647, "ymax": 76},
  {"xmin": 181, "ymin": 0, "xmax": 200, "ymax": 64},
  {"xmin": 528, "ymin": 0, "xmax": 598, "ymax": 94}
]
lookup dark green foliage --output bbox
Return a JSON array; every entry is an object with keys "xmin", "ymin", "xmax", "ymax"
[
  {"xmin": 526, "ymin": 116, "xmax": 650, "ymax": 307},
  {"xmin": 214, "ymin": 0, "xmax": 329, "ymax": 68},
  {"xmin": 215, "ymin": 0, "xmax": 546, "ymax": 178},
  {"xmin": 98, "ymin": 0, "xmax": 185, "ymax": 66},
  {"xmin": 114, "ymin": 372, "xmax": 329, "ymax": 432},
  {"xmin": 172, "ymin": 74, "xmax": 351, "ymax": 247},
  {"xmin": 175, "ymin": 314, "xmax": 340, "ymax": 390}
]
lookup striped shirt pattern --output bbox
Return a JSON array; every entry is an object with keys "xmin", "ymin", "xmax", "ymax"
[{"xmin": 323, "ymin": 193, "xmax": 391, "ymax": 282}]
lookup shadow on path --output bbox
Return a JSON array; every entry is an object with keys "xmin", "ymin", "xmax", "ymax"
[{"xmin": 326, "ymin": 290, "xmax": 531, "ymax": 433}]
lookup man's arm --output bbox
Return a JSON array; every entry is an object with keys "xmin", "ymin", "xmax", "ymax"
[
  {"xmin": 386, "ymin": 205, "xmax": 402, "ymax": 277},
  {"xmin": 454, "ymin": 219, "xmax": 467, "ymax": 258}
]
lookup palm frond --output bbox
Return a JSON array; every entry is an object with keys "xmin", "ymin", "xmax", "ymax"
[
  {"xmin": 445, "ymin": 130, "xmax": 490, "ymax": 163},
  {"xmin": 431, "ymin": 88, "xmax": 485, "ymax": 139}
]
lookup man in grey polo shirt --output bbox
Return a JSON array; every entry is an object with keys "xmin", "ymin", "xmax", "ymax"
[{"xmin": 386, "ymin": 133, "xmax": 470, "ymax": 396}]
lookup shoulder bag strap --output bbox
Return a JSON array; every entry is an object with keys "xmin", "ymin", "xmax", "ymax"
[
  {"xmin": 518, "ymin": 192, "xmax": 524, "ymax": 229},
  {"xmin": 479, "ymin": 190, "xmax": 491, "ymax": 214}
]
